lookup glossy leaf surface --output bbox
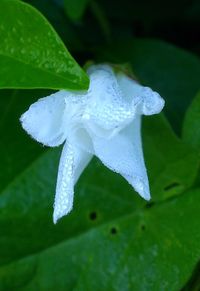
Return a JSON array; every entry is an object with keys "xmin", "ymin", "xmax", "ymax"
[{"xmin": 0, "ymin": 0, "xmax": 89, "ymax": 90}]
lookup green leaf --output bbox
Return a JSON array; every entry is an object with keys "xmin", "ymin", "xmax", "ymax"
[
  {"xmin": 0, "ymin": 89, "xmax": 49, "ymax": 192},
  {"xmin": 96, "ymin": 39, "xmax": 200, "ymax": 132},
  {"xmin": 0, "ymin": 0, "xmax": 89, "ymax": 90},
  {"xmin": 182, "ymin": 90, "xmax": 200, "ymax": 150},
  {"xmin": 64, "ymin": 0, "xmax": 89, "ymax": 21},
  {"xmin": 1, "ymin": 169, "xmax": 200, "ymax": 291}
]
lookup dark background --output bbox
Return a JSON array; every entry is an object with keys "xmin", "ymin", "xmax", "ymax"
[{"xmin": 25, "ymin": 0, "xmax": 200, "ymax": 60}]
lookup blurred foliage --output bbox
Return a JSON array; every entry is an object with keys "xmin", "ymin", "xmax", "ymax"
[
  {"xmin": 25, "ymin": 0, "xmax": 200, "ymax": 53},
  {"xmin": 0, "ymin": 0, "xmax": 200, "ymax": 290}
]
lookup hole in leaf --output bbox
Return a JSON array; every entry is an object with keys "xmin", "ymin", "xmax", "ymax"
[
  {"xmin": 110, "ymin": 227, "xmax": 118, "ymax": 235},
  {"xmin": 145, "ymin": 202, "xmax": 155, "ymax": 209},
  {"xmin": 89, "ymin": 211, "xmax": 97, "ymax": 221},
  {"xmin": 164, "ymin": 182, "xmax": 180, "ymax": 191}
]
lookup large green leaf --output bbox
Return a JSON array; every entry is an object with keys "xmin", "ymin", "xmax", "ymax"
[
  {"xmin": 0, "ymin": 171, "xmax": 200, "ymax": 291},
  {"xmin": 96, "ymin": 39, "xmax": 200, "ymax": 132},
  {"xmin": 0, "ymin": 0, "xmax": 89, "ymax": 90}
]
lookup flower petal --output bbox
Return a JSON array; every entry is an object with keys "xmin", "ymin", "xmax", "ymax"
[
  {"xmin": 53, "ymin": 141, "xmax": 92, "ymax": 223},
  {"xmin": 84, "ymin": 65, "xmax": 136, "ymax": 138},
  {"xmin": 20, "ymin": 91, "xmax": 67, "ymax": 147},
  {"xmin": 116, "ymin": 73, "xmax": 165, "ymax": 116},
  {"xmin": 91, "ymin": 116, "xmax": 150, "ymax": 200}
]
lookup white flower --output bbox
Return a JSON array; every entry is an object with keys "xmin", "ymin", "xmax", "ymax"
[{"xmin": 20, "ymin": 64, "xmax": 165, "ymax": 223}]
